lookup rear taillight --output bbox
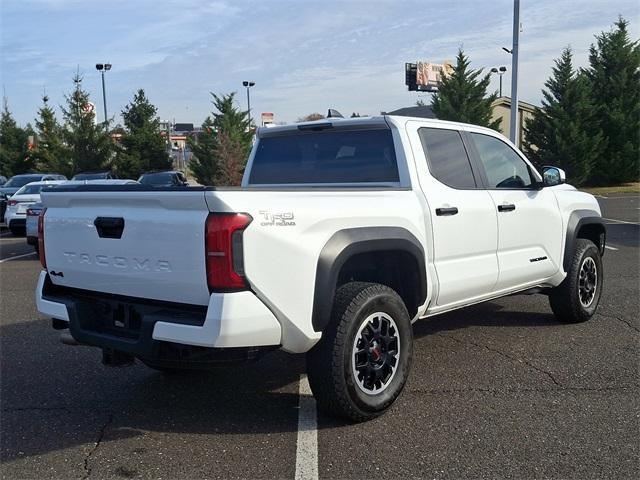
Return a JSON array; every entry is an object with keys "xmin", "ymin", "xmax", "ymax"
[
  {"xmin": 7, "ymin": 200, "xmax": 17, "ymax": 207},
  {"xmin": 205, "ymin": 213, "xmax": 252, "ymax": 291},
  {"xmin": 38, "ymin": 208, "xmax": 47, "ymax": 269}
]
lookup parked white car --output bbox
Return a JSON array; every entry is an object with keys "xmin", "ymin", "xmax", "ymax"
[
  {"xmin": 36, "ymin": 116, "xmax": 606, "ymax": 421},
  {"xmin": 5, "ymin": 181, "xmax": 65, "ymax": 235}
]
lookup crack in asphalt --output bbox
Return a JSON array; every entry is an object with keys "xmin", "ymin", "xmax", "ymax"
[
  {"xmin": 82, "ymin": 413, "xmax": 114, "ymax": 480},
  {"xmin": 436, "ymin": 332, "xmax": 563, "ymax": 387},
  {"xmin": 412, "ymin": 385, "xmax": 637, "ymax": 395},
  {"xmin": 597, "ymin": 310, "xmax": 640, "ymax": 334}
]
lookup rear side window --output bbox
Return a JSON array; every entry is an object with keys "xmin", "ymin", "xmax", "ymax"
[
  {"xmin": 419, "ymin": 128, "xmax": 476, "ymax": 189},
  {"xmin": 248, "ymin": 129, "xmax": 399, "ymax": 185}
]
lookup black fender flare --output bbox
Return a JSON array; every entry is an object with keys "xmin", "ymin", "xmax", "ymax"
[
  {"xmin": 311, "ymin": 227, "xmax": 427, "ymax": 332},
  {"xmin": 563, "ymin": 209, "xmax": 606, "ymax": 272}
]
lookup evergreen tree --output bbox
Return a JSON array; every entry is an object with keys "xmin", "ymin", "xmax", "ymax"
[
  {"xmin": 215, "ymin": 131, "xmax": 246, "ymax": 186},
  {"xmin": 524, "ymin": 48, "xmax": 603, "ymax": 186},
  {"xmin": 431, "ymin": 49, "xmax": 500, "ymax": 130},
  {"xmin": 116, "ymin": 89, "xmax": 171, "ymax": 178},
  {"xmin": 585, "ymin": 17, "xmax": 640, "ymax": 185},
  {"xmin": 297, "ymin": 113, "xmax": 325, "ymax": 122},
  {"xmin": 61, "ymin": 73, "xmax": 113, "ymax": 174},
  {"xmin": 188, "ymin": 93, "xmax": 252, "ymax": 186},
  {"xmin": 32, "ymin": 96, "xmax": 73, "ymax": 177},
  {"xmin": 188, "ymin": 117, "xmax": 217, "ymax": 185},
  {"xmin": 0, "ymin": 101, "xmax": 35, "ymax": 177}
]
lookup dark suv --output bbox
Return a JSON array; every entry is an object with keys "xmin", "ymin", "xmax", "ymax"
[
  {"xmin": 71, "ymin": 171, "xmax": 118, "ymax": 181},
  {"xmin": 137, "ymin": 171, "xmax": 188, "ymax": 187}
]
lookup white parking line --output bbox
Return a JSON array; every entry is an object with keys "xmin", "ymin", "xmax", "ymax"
[
  {"xmin": 295, "ymin": 374, "xmax": 318, "ymax": 480},
  {"xmin": 605, "ymin": 245, "xmax": 619, "ymax": 251},
  {"xmin": 0, "ymin": 252, "xmax": 37, "ymax": 263},
  {"xmin": 603, "ymin": 218, "xmax": 640, "ymax": 225}
]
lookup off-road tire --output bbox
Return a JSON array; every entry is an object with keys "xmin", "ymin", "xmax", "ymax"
[
  {"xmin": 549, "ymin": 239, "xmax": 603, "ymax": 323},
  {"xmin": 306, "ymin": 282, "xmax": 413, "ymax": 422}
]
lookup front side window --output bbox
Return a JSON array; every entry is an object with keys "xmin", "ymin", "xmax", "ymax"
[
  {"xmin": 419, "ymin": 128, "xmax": 476, "ymax": 189},
  {"xmin": 471, "ymin": 133, "xmax": 534, "ymax": 189},
  {"xmin": 248, "ymin": 129, "xmax": 399, "ymax": 185}
]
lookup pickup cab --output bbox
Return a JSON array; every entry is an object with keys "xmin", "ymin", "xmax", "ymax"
[{"xmin": 36, "ymin": 116, "xmax": 606, "ymax": 421}]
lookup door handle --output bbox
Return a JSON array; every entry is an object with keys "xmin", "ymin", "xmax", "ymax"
[
  {"xmin": 498, "ymin": 204, "xmax": 516, "ymax": 212},
  {"xmin": 435, "ymin": 207, "xmax": 459, "ymax": 216},
  {"xmin": 94, "ymin": 217, "xmax": 125, "ymax": 239}
]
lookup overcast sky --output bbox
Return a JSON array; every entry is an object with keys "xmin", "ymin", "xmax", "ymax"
[{"xmin": 1, "ymin": 0, "xmax": 638, "ymax": 127}]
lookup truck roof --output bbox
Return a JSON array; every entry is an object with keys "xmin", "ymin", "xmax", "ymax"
[{"xmin": 257, "ymin": 115, "xmax": 499, "ymax": 138}]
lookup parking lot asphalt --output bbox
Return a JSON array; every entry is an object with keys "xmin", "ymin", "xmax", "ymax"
[{"xmin": 1, "ymin": 195, "xmax": 638, "ymax": 479}]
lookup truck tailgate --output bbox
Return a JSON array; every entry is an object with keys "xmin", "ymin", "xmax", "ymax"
[{"xmin": 41, "ymin": 190, "xmax": 211, "ymax": 305}]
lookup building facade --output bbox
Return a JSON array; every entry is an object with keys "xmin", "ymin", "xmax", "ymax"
[{"xmin": 490, "ymin": 96, "xmax": 537, "ymax": 149}]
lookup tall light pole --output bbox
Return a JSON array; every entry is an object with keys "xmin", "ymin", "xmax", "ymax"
[
  {"xmin": 490, "ymin": 66, "xmax": 507, "ymax": 97},
  {"xmin": 509, "ymin": 0, "xmax": 520, "ymax": 145},
  {"xmin": 242, "ymin": 81, "xmax": 255, "ymax": 126},
  {"xmin": 95, "ymin": 63, "xmax": 112, "ymax": 126}
]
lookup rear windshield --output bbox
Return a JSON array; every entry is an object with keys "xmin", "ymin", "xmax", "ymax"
[
  {"xmin": 15, "ymin": 184, "xmax": 46, "ymax": 195},
  {"xmin": 138, "ymin": 173, "xmax": 174, "ymax": 185},
  {"xmin": 72, "ymin": 173, "xmax": 109, "ymax": 180},
  {"xmin": 248, "ymin": 129, "xmax": 400, "ymax": 185},
  {"xmin": 5, "ymin": 175, "xmax": 42, "ymax": 187}
]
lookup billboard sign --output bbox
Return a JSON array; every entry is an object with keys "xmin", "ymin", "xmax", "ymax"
[
  {"xmin": 406, "ymin": 61, "xmax": 453, "ymax": 92},
  {"xmin": 261, "ymin": 112, "xmax": 274, "ymax": 126}
]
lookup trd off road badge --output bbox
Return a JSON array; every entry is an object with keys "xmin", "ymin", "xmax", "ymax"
[{"xmin": 259, "ymin": 210, "xmax": 296, "ymax": 226}]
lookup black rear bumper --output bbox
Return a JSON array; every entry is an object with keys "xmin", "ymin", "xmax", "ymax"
[{"xmin": 42, "ymin": 277, "xmax": 275, "ymax": 367}]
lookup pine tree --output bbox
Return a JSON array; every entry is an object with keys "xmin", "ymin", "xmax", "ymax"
[
  {"xmin": 189, "ymin": 117, "xmax": 216, "ymax": 185},
  {"xmin": 0, "ymin": 101, "xmax": 35, "ymax": 177},
  {"xmin": 32, "ymin": 96, "xmax": 73, "ymax": 177},
  {"xmin": 297, "ymin": 113, "xmax": 325, "ymax": 122},
  {"xmin": 585, "ymin": 17, "xmax": 640, "ymax": 185},
  {"xmin": 60, "ymin": 73, "xmax": 113, "ymax": 174},
  {"xmin": 188, "ymin": 93, "xmax": 252, "ymax": 186},
  {"xmin": 523, "ymin": 48, "xmax": 603, "ymax": 186},
  {"xmin": 431, "ymin": 49, "xmax": 500, "ymax": 130},
  {"xmin": 215, "ymin": 131, "xmax": 246, "ymax": 186},
  {"xmin": 116, "ymin": 89, "xmax": 171, "ymax": 178}
]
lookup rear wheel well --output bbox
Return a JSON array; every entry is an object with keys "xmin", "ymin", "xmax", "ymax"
[{"xmin": 336, "ymin": 250, "xmax": 423, "ymax": 318}]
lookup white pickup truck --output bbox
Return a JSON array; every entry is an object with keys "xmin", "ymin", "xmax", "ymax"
[{"xmin": 36, "ymin": 116, "xmax": 606, "ymax": 421}]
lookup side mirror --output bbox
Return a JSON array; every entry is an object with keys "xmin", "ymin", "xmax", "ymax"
[{"xmin": 542, "ymin": 166, "xmax": 566, "ymax": 187}]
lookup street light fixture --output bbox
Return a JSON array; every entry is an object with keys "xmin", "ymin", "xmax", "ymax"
[
  {"xmin": 95, "ymin": 63, "xmax": 112, "ymax": 126},
  {"xmin": 490, "ymin": 66, "xmax": 507, "ymax": 97},
  {"xmin": 242, "ymin": 81, "xmax": 255, "ymax": 126}
]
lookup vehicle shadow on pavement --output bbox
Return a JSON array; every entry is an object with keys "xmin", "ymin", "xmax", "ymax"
[
  {"xmin": 412, "ymin": 299, "xmax": 560, "ymax": 339},
  {"xmin": 0, "ymin": 317, "xmax": 306, "ymax": 463}
]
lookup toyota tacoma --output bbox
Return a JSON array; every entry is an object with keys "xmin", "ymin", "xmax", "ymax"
[{"xmin": 35, "ymin": 116, "xmax": 605, "ymax": 421}]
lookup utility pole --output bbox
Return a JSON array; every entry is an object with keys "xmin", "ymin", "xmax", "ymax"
[
  {"xmin": 95, "ymin": 63, "xmax": 112, "ymax": 126},
  {"xmin": 242, "ymin": 81, "xmax": 255, "ymax": 126},
  {"xmin": 491, "ymin": 66, "xmax": 507, "ymax": 97},
  {"xmin": 509, "ymin": 0, "xmax": 520, "ymax": 145}
]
